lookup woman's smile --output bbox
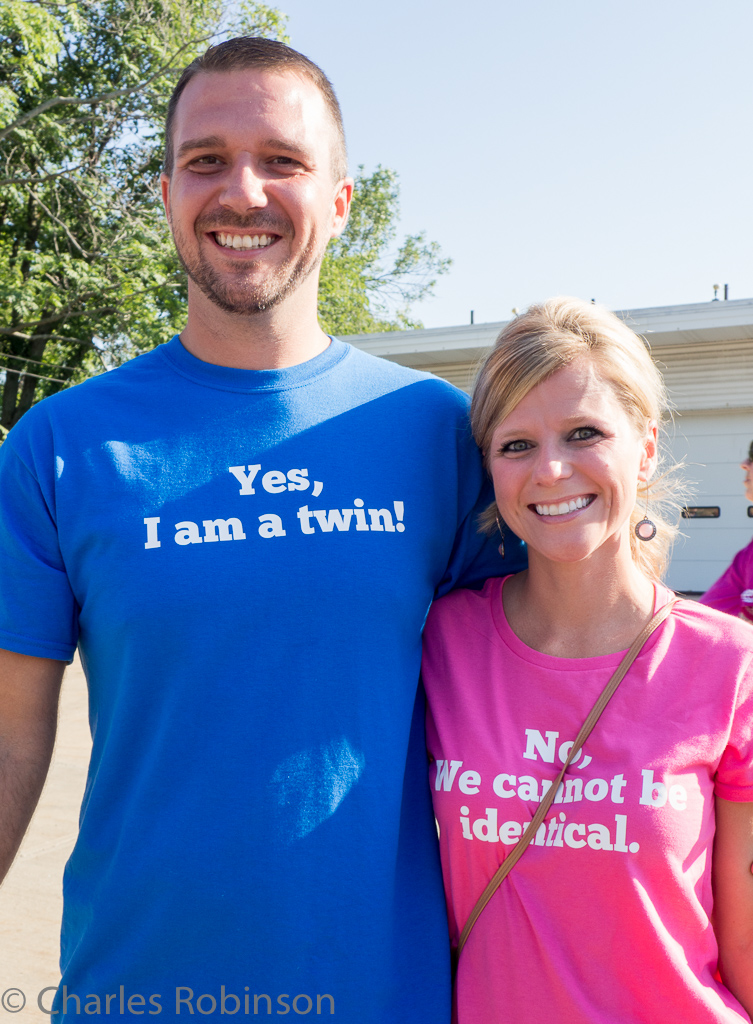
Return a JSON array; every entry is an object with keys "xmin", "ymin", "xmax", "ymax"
[{"xmin": 532, "ymin": 494, "xmax": 596, "ymax": 517}]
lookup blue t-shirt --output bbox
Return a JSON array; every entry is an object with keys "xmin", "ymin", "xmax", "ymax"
[{"xmin": 0, "ymin": 337, "xmax": 525, "ymax": 1022}]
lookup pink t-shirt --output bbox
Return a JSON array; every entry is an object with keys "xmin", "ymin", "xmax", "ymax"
[
  {"xmin": 700, "ymin": 537, "xmax": 753, "ymax": 622},
  {"xmin": 423, "ymin": 577, "xmax": 753, "ymax": 1024}
]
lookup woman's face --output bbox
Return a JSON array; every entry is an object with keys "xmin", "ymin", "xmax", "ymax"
[
  {"xmin": 741, "ymin": 453, "xmax": 753, "ymax": 504},
  {"xmin": 489, "ymin": 357, "xmax": 657, "ymax": 569}
]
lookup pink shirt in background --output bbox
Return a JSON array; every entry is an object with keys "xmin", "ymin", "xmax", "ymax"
[
  {"xmin": 423, "ymin": 577, "xmax": 753, "ymax": 1024},
  {"xmin": 700, "ymin": 537, "xmax": 753, "ymax": 623}
]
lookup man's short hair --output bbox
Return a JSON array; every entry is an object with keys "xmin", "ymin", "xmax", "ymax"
[{"xmin": 163, "ymin": 36, "xmax": 348, "ymax": 181}]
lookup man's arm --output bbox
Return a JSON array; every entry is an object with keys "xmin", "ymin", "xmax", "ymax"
[
  {"xmin": 713, "ymin": 796, "xmax": 753, "ymax": 1017},
  {"xmin": 0, "ymin": 648, "xmax": 64, "ymax": 883}
]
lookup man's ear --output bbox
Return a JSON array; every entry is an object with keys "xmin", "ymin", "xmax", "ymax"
[
  {"xmin": 160, "ymin": 173, "xmax": 171, "ymax": 224},
  {"xmin": 330, "ymin": 177, "xmax": 354, "ymax": 239}
]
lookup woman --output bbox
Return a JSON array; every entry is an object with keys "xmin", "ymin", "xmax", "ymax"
[
  {"xmin": 422, "ymin": 298, "xmax": 753, "ymax": 1023},
  {"xmin": 700, "ymin": 440, "xmax": 753, "ymax": 622}
]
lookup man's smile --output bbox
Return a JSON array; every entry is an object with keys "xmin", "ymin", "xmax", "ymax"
[{"xmin": 212, "ymin": 231, "xmax": 280, "ymax": 250}]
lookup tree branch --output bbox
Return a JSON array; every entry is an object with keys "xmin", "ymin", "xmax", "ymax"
[
  {"xmin": 0, "ymin": 349, "xmax": 92, "ymax": 369},
  {"xmin": 23, "ymin": 187, "xmax": 93, "ymax": 256},
  {"xmin": 0, "ymin": 33, "xmax": 213, "ymax": 143},
  {"xmin": 0, "ymin": 306, "xmax": 118, "ymax": 333},
  {"xmin": 0, "ymin": 160, "xmax": 90, "ymax": 187}
]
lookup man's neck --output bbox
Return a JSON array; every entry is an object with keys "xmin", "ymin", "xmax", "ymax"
[{"xmin": 178, "ymin": 282, "xmax": 331, "ymax": 371}]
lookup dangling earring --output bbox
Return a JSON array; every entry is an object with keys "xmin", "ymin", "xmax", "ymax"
[
  {"xmin": 634, "ymin": 488, "xmax": 656, "ymax": 542},
  {"xmin": 495, "ymin": 514, "xmax": 506, "ymax": 558}
]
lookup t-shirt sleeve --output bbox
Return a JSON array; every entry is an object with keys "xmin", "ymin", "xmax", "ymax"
[
  {"xmin": 436, "ymin": 428, "xmax": 526, "ymax": 597},
  {"xmin": 715, "ymin": 656, "xmax": 753, "ymax": 801},
  {"xmin": 0, "ymin": 426, "xmax": 78, "ymax": 660},
  {"xmin": 699, "ymin": 542, "xmax": 753, "ymax": 621}
]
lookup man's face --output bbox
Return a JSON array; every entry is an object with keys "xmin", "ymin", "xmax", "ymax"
[{"xmin": 161, "ymin": 69, "xmax": 352, "ymax": 317}]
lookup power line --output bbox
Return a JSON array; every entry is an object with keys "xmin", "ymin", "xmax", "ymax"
[
  {"xmin": 0, "ymin": 366, "xmax": 68, "ymax": 385},
  {"xmin": 1, "ymin": 352, "xmax": 81, "ymax": 372}
]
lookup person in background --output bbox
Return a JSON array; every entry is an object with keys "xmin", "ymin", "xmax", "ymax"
[
  {"xmin": 699, "ymin": 440, "xmax": 753, "ymax": 622},
  {"xmin": 422, "ymin": 298, "xmax": 753, "ymax": 1023}
]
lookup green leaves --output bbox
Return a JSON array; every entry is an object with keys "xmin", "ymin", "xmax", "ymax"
[
  {"xmin": 318, "ymin": 166, "xmax": 451, "ymax": 336},
  {"xmin": 0, "ymin": 1, "xmax": 61, "ymax": 95},
  {"xmin": 1, "ymin": 0, "xmax": 286, "ymax": 428}
]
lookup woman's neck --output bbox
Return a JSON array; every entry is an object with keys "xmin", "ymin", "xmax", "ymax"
[{"xmin": 502, "ymin": 547, "xmax": 657, "ymax": 658}]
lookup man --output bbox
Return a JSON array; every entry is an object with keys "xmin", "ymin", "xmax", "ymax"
[{"xmin": 0, "ymin": 38, "xmax": 524, "ymax": 1021}]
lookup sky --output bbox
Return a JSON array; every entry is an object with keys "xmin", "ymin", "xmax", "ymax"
[{"xmin": 274, "ymin": 0, "xmax": 753, "ymax": 329}]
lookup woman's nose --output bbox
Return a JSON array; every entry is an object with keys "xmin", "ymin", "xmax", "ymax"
[{"xmin": 532, "ymin": 447, "xmax": 571, "ymax": 485}]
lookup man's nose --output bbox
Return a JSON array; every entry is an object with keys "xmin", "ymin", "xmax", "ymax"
[{"xmin": 219, "ymin": 158, "xmax": 267, "ymax": 211}]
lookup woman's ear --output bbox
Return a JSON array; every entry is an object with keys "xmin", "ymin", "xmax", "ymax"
[{"xmin": 638, "ymin": 421, "xmax": 659, "ymax": 481}]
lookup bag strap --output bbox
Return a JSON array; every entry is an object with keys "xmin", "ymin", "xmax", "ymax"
[{"xmin": 453, "ymin": 597, "xmax": 678, "ymax": 970}]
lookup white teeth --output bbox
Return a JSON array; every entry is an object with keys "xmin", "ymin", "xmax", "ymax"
[
  {"xmin": 535, "ymin": 497, "xmax": 593, "ymax": 517},
  {"xmin": 216, "ymin": 233, "xmax": 275, "ymax": 250}
]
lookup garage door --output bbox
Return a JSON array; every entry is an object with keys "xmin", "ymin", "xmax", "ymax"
[{"xmin": 660, "ymin": 409, "xmax": 753, "ymax": 592}]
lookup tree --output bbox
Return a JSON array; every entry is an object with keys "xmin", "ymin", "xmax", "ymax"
[
  {"xmin": 1, "ymin": 3, "xmax": 449, "ymax": 431},
  {"xmin": 318, "ymin": 165, "xmax": 450, "ymax": 336},
  {"xmin": 0, "ymin": 0, "xmax": 287, "ymax": 430}
]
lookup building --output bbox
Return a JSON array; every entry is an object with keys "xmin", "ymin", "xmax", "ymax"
[{"xmin": 345, "ymin": 298, "xmax": 753, "ymax": 593}]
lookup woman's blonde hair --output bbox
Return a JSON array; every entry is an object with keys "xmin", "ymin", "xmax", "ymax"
[{"xmin": 471, "ymin": 296, "xmax": 684, "ymax": 581}]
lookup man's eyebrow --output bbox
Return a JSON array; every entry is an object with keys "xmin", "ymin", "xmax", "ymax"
[
  {"xmin": 175, "ymin": 135, "xmax": 312, "ymax": 161},
  {"xmin": 176, "ymin": 135, "xmax": 227, "ymax": 158},
  {"xmin": 260, "ymin": 137, "xmax": 309, "ymax": 158}
]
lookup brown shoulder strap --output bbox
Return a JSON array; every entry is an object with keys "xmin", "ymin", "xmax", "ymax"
[{"xmin": 453, "ymin": 597, "xmax": 678, "ymax": 970}]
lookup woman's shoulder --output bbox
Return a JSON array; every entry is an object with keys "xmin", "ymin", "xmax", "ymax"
[
  {"xmin": 425, "ymin": 576, "xmax": 504, "ymax": 637},
  {"xmin": 669, "ymin": 591, "xmax": 753, "ymax": 654},
  {"xmin": 733, "ymin": 534, "xmax": 753, "ymax": 560},
  {"xmin": 719, "ymin": 536, "xmax": 753, "ymax": 579}
]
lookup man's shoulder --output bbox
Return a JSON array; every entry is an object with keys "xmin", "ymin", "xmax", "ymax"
[
  {"xmin": 20, "ymin": 345, "xmax": 165, "ymax": 413},
  {"xmin": 2, "ymin": 346, "xmax": 169, "ymax": 456},
  {"xmin": 336, "ymin": 341, "xmax": 471, "ymax": 412}
]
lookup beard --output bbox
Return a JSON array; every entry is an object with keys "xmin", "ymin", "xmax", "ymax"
[{"xmin": 171, "ymin": 212, "xmax": 324, "ymax": 316}]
